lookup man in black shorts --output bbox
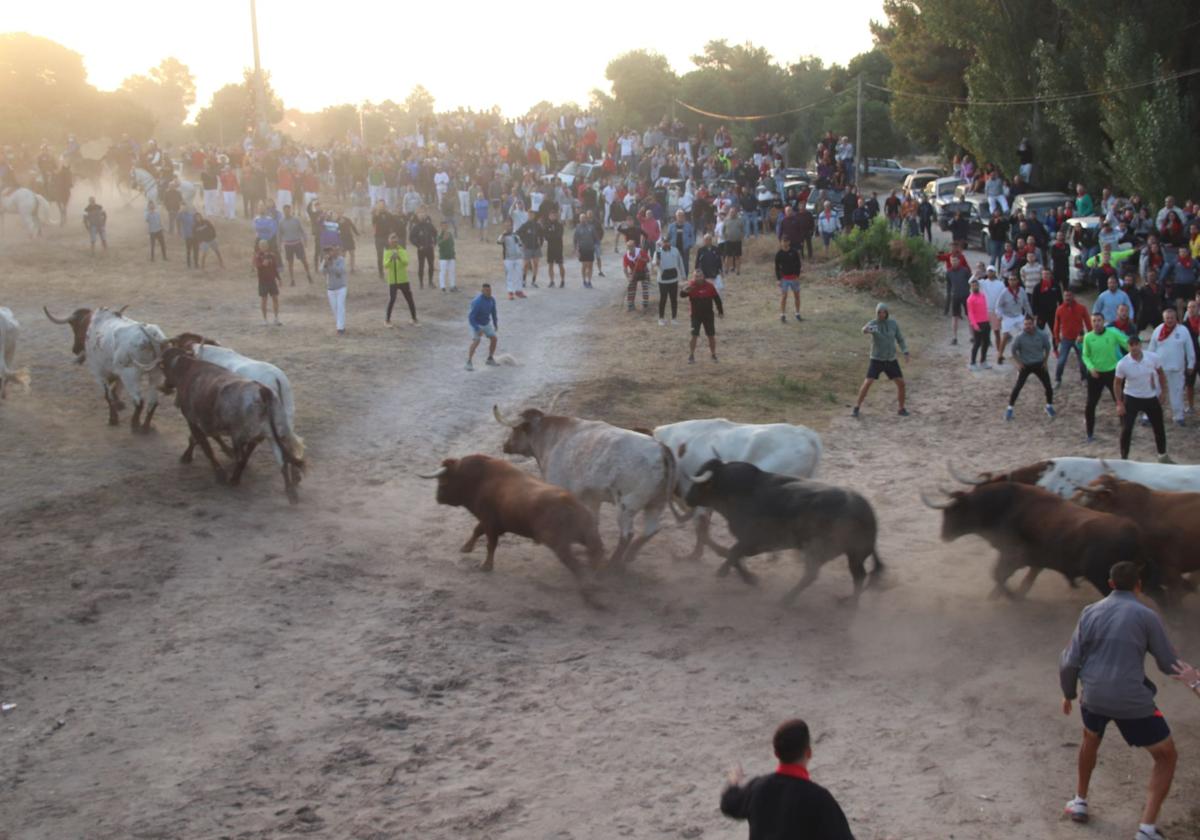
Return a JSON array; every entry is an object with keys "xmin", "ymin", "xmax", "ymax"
[
  {"xmin": 681, "ymin": 268, "xmax": 723, "ymax": 363},
  {"xmin": 852, "ymin": 302, "xmax": 909, "ymax": 417},
  {"xmin": 573, "ymin": 210, "xmax": 598, "ymax": 288},
  {"xmin": 542, "ymin": 209, "xmax": 566, "ymax": 288},
  {"xmin": 1060, "ymin": 561, "xmax": 1179, "ymax": 840},
  {"xmin": 252, "ymin": 238, "xmax": 283, "ymax": 326},
  {"xmin": 720, "ymin": 718, "xmax": 853, "ymax": 840},
  {"xmin": 278, "ymin": 204, "xmax": 312, "ymax": 285}
]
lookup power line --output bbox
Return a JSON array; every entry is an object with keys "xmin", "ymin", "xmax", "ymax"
[
  {"xmin": 672, "ymin": 88, "xmax": 852, "ymax": 122},
  {"xmin": 867, "ymin": 67, "xmax": 1200, "ymax": 106}
]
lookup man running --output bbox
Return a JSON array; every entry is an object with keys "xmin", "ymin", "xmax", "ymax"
[
  {"xmin": 1061, "ymin": 561, "xmax": 1179, "ymax": 840},
  {"xmin": 681, "ymin": 268, "xmax": 723, "ymax": 363},
  {"xmin": 1115, "ymin": 334, "xmax": 1172, "ymax": 462},
  {"xmin": 1005, "ymin": 315, "xmax": 1056, "ymax": 421},
  {"xmin": 775, "ymin": 235, "xmax": 803, "ymax": 323},
  {"xmin": 466, "ymin": 283, "xmax": 499, "ymax": 371},
  {"xmin": 852, "ymin": 302, "xmax": 910, "ymax": 418}
]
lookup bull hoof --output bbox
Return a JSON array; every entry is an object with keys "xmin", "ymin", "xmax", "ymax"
[
  {"xmin": 460, "ymin": 542, "xmax": 476, "ymax": 554},
  {"xmin": 180, "ymin": 452, "xmax": 193, "ymax": 464},
  {"xmin": 477, "ymin": 560, "xmax": 494, "ymax": 572},
  {"xmin": 737, "ymin": 571, "xmax": 759, "ymax": 586},
  {"xmin": 715, "ymin": 564, "xmax": 731, "ymax": 578},
  {"xmin": 286, "ymin": 487, "xmax": 299, "ymax": 505},
  {"xmin": 108, "ymin": 416, "xmax": 120, "ymax": 427},
  {"xmin": 114, "ymin": 400, "xmax": 127, "ymax": 411}
]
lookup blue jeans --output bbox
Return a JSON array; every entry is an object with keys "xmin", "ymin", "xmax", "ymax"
[
  {"xmin": 745, "ymin": 211, "xmax": 759, "ymax": 236},
  {"xmin": 1055, "ymin": 339, "xmax": 1087, "ymax": 384}
]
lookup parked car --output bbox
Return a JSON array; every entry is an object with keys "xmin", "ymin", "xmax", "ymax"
[
  {"xmin": 862, "ymin": 158, "xmax": 914, "ymax": 181},
  {"xmin": 543, "ymin": 160, "xmax": 603, "ymax": 188},
  {"xmin": 902, "ymin": 172, "xmax": 939, "ymax": 195},
  {"xmin": 938, "ymin": 200, "xmax": 988, "ymax": 250},
  {"xmin": 1011, "ymin": 191, "xmax": 1072, "ymax": 223},
  {"xmin": 806, "ymin": 188, "xmax": 846, "ymax": 219},
  {"xmin": 925, "ymin": 176, "xmax": 968, "ymax": 215},
  {"xmin": 757, "ymin": 178, "xmax": 810, "ymax": 208}
]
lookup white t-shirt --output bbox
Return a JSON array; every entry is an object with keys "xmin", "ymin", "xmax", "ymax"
[
  {"xmin": 981, "ymin": 278, "xmax": 1006, "ymax": 313},
  {"xmin": 1115, "ymin": 350, "xmax": 1163, "ymax": 399}
]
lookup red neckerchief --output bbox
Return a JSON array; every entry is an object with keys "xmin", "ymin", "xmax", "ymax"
[
  {"xmin": 1189, "ymin": 315, "xmax": 1200, "ymax": 334},
  {"xmin": 1039, "ymin": 275, "xmax": 1053, "ymax": 292},
  {"xmin": 1008, "ymin": 284, "xmax": 1021, "ymax": 300},
  {"xmin": 1181, "ymin": 257, "xmax": 1194, "ymax": 270},
  {"xmin": 1160, "ymin": 322, "xmax": 1178, "ymax": 340},
  {"xmin": 775, "ymin": 763, "xmax": 811, "ymax": 781},
  {"xmin": 1114, "ymin": 316, "xmax": 1131, "ymax": 332}
]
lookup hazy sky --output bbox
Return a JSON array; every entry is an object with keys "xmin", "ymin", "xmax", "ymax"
[{"xmin": 7, "ymin": 1, "xmax": 885, "ymax": 118}]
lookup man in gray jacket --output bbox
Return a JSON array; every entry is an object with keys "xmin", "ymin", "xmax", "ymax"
[{"xmin": 1059, "ymin": 561, "xmax": 1179, "ymax": 840}]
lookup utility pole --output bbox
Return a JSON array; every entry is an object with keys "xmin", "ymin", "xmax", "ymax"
[
  {"xmin": 855, "ymin": 74, "xmax": 863, "ymax": 185},
  {"xmin": 250, "ymin": 0, "xmax": 268, "ymax": 138}
]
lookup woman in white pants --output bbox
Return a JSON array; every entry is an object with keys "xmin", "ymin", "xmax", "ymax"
[{"xmin": 322, "ymin": 246, "xmax": 348, "ymax": 335}]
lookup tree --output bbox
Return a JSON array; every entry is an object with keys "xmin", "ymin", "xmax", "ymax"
[
  {"xmin": 120, "ymin": 58, "xmax": 196, "ymax": 141},
  {"xmin": 194, "ymin": 70, "xmax": 283, "ymax": 145},
  {"xmin": 605, "ymin": 51, "xmax": 678, "ymax": 128}
]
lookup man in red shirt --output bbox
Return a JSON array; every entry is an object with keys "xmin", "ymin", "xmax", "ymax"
[
  {"xmin": 681, "ymin": 268, "xmax": 724, "ymax": 363},
  {"xmin": 1053, "ymin": 288, "xmax": 1092, "ymax": 388},
  {"xmin": 623, "ymin": 238, "xmax": 651, "ymax": 312},
  {"xmin": 218, "ymin": 165, "xmax": 239, "ymax": 219},
  {"xmin": 276, "ymin": 164, "xmax": 293, "ymax": 214}
]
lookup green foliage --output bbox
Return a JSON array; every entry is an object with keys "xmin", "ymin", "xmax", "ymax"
[
  {"xmin": 0, "ymin": 33, "xmax": 154, "ymax": 145},
  {"xmin": 604, "ymin": 51, "xmax": 678, "ymax": 128},
  {"xmin": 836, "ymin": 217, "xmax": 938, "ymax": 289},
  {"xmin": 193, "ymin": 70, "xmax": 283, "ymax": 145},
  {"xmin": 120, "ymin": 57, "xmax": 196, "ymax": 142}
]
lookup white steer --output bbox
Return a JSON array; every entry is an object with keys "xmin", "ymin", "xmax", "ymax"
[
  {"xmin": 654, "ymin": 418, "xmax": 823, "ymax": 560},
  {"xmin": 949, "ymin": 457, "xmax": 1200, "ymax": 498},
  {"xmin": 0, "ymin": 307, "xmax": 30, "ymax": 399}
]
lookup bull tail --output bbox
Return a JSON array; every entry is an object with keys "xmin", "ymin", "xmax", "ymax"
[
  {"xmin": 263, "ymin": 385, "xmax": 306, "ymax": 476},
  {"xmin": 658, "ymin": 440, "xmax": 690, "ymax": 523},
  {"xmin": 273, "ymin": 377, "xmax": 305, "ymax": 462}
]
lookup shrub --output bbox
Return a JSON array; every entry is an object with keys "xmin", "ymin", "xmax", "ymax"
[{"xmin": 835, "ymin": 217, "xmax": 938, "ymax": 290}]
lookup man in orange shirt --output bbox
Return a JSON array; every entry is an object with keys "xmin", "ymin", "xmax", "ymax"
[
  {"xmin": 1054, "ymin": 288, "xmax": 1092, "ymax": 389},
  {"xmin": 219, "ymin": 165, "xmax": 239, "ymax": 219}
]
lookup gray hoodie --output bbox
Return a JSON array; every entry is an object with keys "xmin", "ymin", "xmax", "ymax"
[{"xmin": 865, "ymin": 303, "xmax": 907, "ymax": 361}]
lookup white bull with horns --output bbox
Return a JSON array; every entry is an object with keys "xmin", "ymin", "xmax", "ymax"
[
  {"xmin": 493, "ymin": 400, "xmax": 677, "ymax": 565},
  {"xmin": 946, "ymin": 457, "xmax": 1200, "ymax": 497},
  {"xmin": 44, "ymin": 305, "xmax": 167, "ymax": 432}
]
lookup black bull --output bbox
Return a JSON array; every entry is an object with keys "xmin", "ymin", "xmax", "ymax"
[{"xmin": 684, "ymin": 459, "xmax": 883, "ymax": 603}]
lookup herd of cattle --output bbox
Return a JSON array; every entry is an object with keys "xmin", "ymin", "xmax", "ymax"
[{"xmin": 2, "ymin": 304, "xmax": 1198, "ymax": 610}]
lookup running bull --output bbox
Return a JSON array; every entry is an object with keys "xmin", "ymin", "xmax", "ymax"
[
  {"xmin": 160, "ymin": 348, "xmax": 305, "ymax": 503},
  {"xmin": 922, "ymin": 481, "xmax": 1163, "ymax": 602},
  {"xmin": 683, "ymin": 459, "xmax": 883, "ymax": 604},
  {"xmin": 494, "ymin": 404, "xmax": 674, "ymax": 565},
  {"xmin": 418, "ymin": 454, "xmax": 604, "ymax": 604}
]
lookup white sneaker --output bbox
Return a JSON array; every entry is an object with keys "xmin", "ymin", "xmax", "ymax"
[
  {"xmin": 981, "ymin": 362, "xmax": 993, "ymax": 369},
  {"xmin": 1063, "ymin": 796, "xmax": 1088, "ymax": 823},
  {"xmin": 968, "ymin": 363, "xmax": 979, "ymax": 371},
  {"xmin": 658, "ymin": 319, "xmax": 666, "ymax": 326},
  {"xmin": 1136, "ymin": 827, "xmax": 1166, "ymax": 840},
  {"xmin": 671, "ymin": 319, "xmax": 678, "ymax": 325}
]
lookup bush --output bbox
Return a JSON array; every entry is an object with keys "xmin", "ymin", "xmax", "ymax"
[{"xmin": 835, "ymin": 217, "xmax": 938, "ymax": 290}]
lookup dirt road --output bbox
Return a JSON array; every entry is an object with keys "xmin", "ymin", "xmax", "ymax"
[{"xmin": 1, "ymin": 210, "xmax": 1197, "ymax": 840}]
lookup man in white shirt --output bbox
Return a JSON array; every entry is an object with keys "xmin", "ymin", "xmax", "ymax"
[
  {"xmin": 602, "ymin": 181, "xmax": 617, "ymax": 228},
  {"xmin": 1147, "ymin": 308, "xmax": 1195, "ymax": 426},
  {"xmin": 1115, "ymin": 335, "xmax": 1172, "ymax": 462},
  {"xmin": 434, "ymin": 168, "xmax": 450, "ymax": 202},
  {"xmin": 980, "ymin": 265, "xmax": 1006, "ymax": 349}
]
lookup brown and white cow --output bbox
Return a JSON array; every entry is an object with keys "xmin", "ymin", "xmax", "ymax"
[
  {"xmin": 160, "ymin": 348, "xmax": 305, "ymax": 503},
  {"xmin": 922, "ymin": 481, "xmax": 1164, "ymax": 603},
  {"xmin": 1073, "ymin": 474, "xmax": 1200, "ymax": 603},
  {"xmin": 418, "ymin": 454, "xmax": 604, "ymax": 605}
]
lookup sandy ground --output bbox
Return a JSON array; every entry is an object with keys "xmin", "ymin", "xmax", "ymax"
[{"xmin": 1, "ymin": 198, "xmax": 1198, "ymax": 840}]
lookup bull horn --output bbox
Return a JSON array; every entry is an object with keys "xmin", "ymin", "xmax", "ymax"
[
  {"xmin": 1098, "ymin": 458, "xmax": 1113, "ymax": 475},
  {"xmin": 711, "ymin": 446, "xmax": 723, "ymax": 461},
  {"xmin": 691, "ymin": 470, "xmax": 713, "ymax": 484},
  {"xmin": 920, "ymin": 489, "xmax": 955, "ymax": 510},
  {"xmin": 492, "ymin": 404, "xmax": 519, "ymax": 428},
  {"xmin": 416, "ymin": 466, "xmax": 448, "ymax": 479},
  {"xmin": 115, "ymin": 304, "xmax": 130, "ymax": 317},
  {"xmin": 546, "ymin": 388, "xmax": 571, "ymax": 414},
  {"xmin": 43, "ymin": 306, "xmax": 70, "ymax": 324},
  {"xmin": 947, "ymin": 460, "xmax": 985, "ymax": 486}
]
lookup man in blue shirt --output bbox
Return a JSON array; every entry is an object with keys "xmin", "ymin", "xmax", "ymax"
[
  {"xmin": 466, "ymin": 283, "xmax": 498, "ymax": 371},
  {"xmin": 1093, "ymin": 274, "xmax": 1135, "ymax": 325}
]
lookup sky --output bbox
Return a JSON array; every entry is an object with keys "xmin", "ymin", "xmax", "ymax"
[{"xmin": 5, "ymin": 1, "xmax": 885, "ymax": 118}]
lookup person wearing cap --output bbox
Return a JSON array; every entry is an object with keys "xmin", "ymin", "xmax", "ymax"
[
  {"xmin": 720, "ymin": 718, "xmax": 853, "ymax": 840},
  {"xmin": 979, "ymin": 265, "xmax": 1006, "ymax": 350},
  {"xmin": 853, "ymin": 302, "xmax": 910, "ymax": 418},
  {"xmin": 1115, "ymin": 334, "xmax": 1172, "ymax": 462},
  {"xmin": 384, "ymin": 234, "xmax": 417, "ymax": 326}
]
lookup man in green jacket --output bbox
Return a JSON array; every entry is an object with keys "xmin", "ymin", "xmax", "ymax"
[
  {"xmin": 853, "ymin": 302, "xmax": 910, "ymax": 418},
  {"xmin": 1082, "ymin": 312, "xmax": 1129, "ymax": 442},
  {"xmin": 384, "ymin": 234, "xmax": 418, "ymax": 326}
]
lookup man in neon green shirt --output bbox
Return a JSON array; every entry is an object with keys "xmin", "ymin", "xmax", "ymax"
[
  {"xmin": 384, "ymin": 234, "xmax": 417, "ymax": 326},
  {"xmin": 1082, "ymin": 312, "xmax": 1129, "ymax": 442}
]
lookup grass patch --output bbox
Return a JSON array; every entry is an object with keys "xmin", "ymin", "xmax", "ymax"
[{"xmin": 565, "ymin": 235, "xmax": 941, "ymax": 432}]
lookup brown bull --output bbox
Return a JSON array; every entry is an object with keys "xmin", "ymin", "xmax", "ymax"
[
  {"xmin": 1074, "ymin": 474, "xmax": 1200, "ymax": 603},
  {"xmin": 161, "ymin": 348, "xmax": 305, "ymax": 503},
  {"xmin": 922, "ymin": 481, "xmax": 1164, "ymax": 603},
  {"xmin": 418, "ymin": 454, "xmax": 604, "ymax": 605}
]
